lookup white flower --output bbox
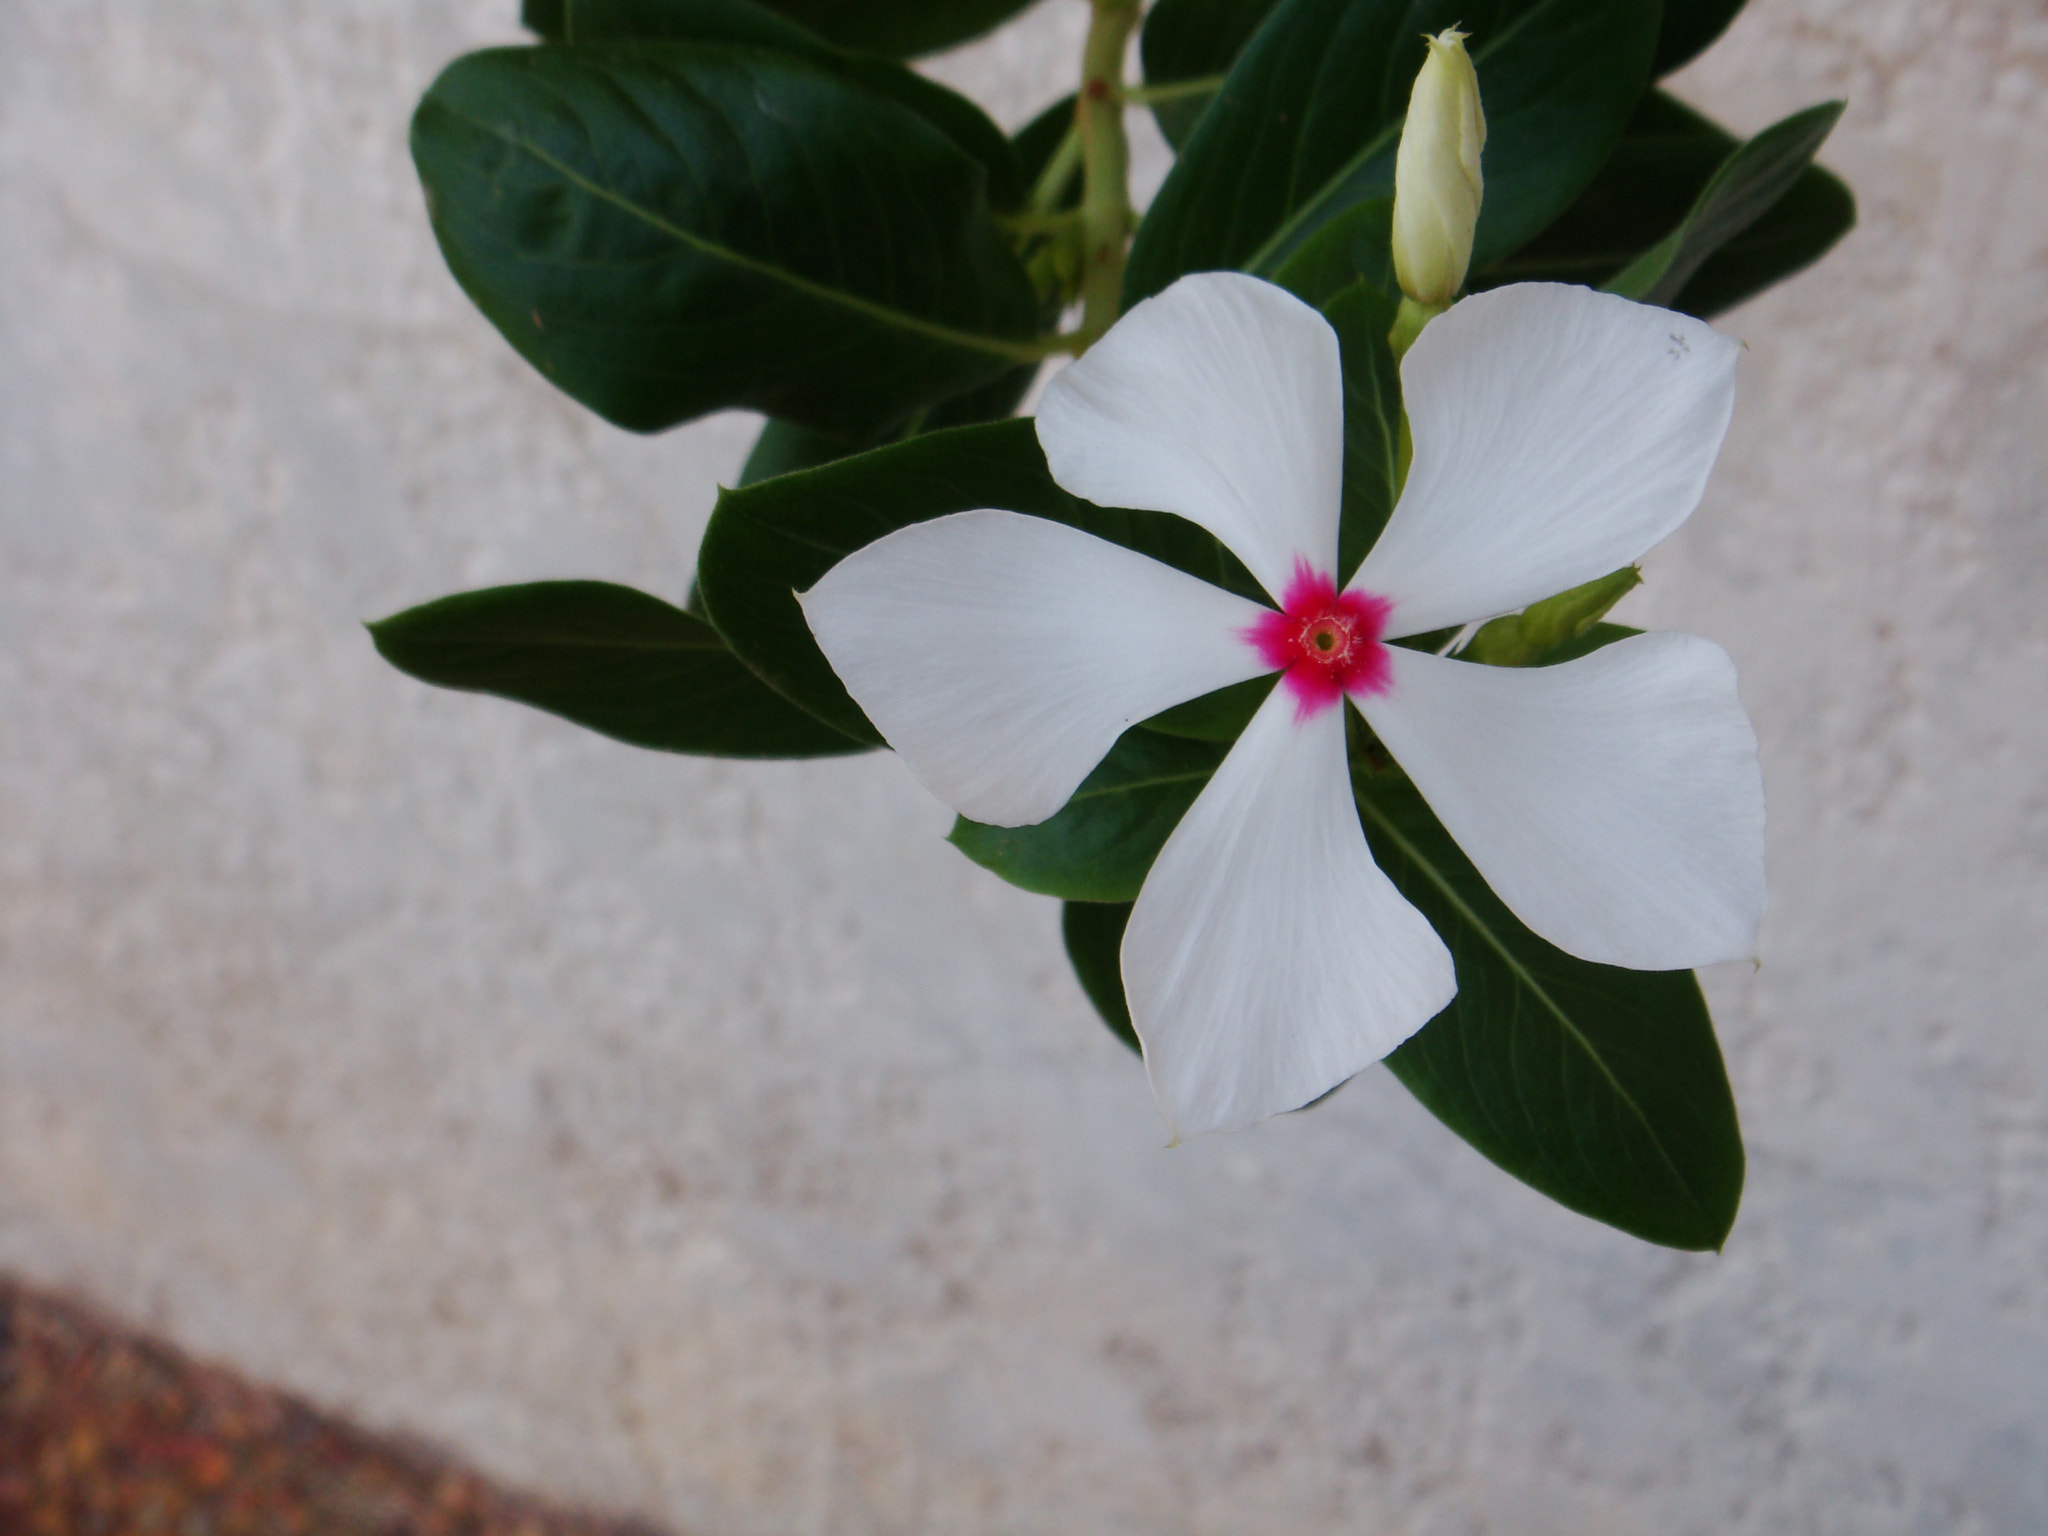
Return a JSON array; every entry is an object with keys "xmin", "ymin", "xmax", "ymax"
[{"xmin": 799, "ymin": 274, "xmax": 1765, "ymax": 1141}]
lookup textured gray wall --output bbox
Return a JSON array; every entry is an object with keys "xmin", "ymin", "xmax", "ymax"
[{"xmin": 3, "ymin": 2, "xmax": 2045, "ymax": 1532}]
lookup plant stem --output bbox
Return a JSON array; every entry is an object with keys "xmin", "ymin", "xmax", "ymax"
[
  {"xmin": 1120, "ymin": 73, "xmax": 1225, "ymax": 106},
  {"xmin": 1075, "ymin": 0, "xmax": 1141, "ymax": 352}
]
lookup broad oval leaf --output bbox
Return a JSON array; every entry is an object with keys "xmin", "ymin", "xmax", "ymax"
[
  {"xmin": 551, "ymin": 0, "xmax": 1024, "ymax": 206},
  {"xmin": 412, "ymin": 43, "xmax": 1039, "ymax": 435},
  {"xmin": 369, "ymin": 580, "xmax": 867, "ymax": 757},
  {"xmin": 757, "ymin": 0, "xmax": 1043, "ymax": 59},
  {"xmin": 696, "ymin": 418, "xmax": 1261, "ymax": 743},
  {"xmin": 1358, "ymin": 771, "xmax": 1745, "ymax": 1251},
  {"xmin": 950, "ymin": 730, "xmax": 1226, "ymax": 901},
  {"xmin": 1124, "ymin": 0, "xmax": 1660, "ymax": 304}
]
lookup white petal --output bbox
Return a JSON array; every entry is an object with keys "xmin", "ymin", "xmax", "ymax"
[
  {"xmin": 798, "ymin": 510, "xmax": 1272, "ymax": 827},
  {"xmin": 1351, "ymin": 284, "xmax": 1740, "ymax": 638},
  {"xmin": 1123, "ymin": 686, "xmax": 1457, "ymax": 1141},
  {"xmin": 1036, "ymin": 272, "xmax": 1344, "ymax": 603},
  {"xmin": 1359, "ymin": 636, "xmax": 1766, "ymax": 969}
]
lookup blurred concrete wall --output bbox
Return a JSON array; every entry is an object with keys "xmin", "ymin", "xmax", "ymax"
[{"xmin": 2, "ymin": 2, "xmax": 2044, "ymax": 1532}]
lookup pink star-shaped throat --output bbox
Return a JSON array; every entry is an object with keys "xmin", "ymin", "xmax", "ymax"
[{"xmin": 1244, "ymin": 561, "xmax": 1394, "ymax": 718}]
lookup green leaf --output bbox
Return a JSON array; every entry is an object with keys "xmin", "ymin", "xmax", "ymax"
[
  {"xmin": 1668, "ymin": 158, "xmax": 1854, "ymax": 319},
  {"xmin": 696, "ymin": 417, "xmax": 1262, "ymax": 742},
  {"xmin": 950, "ymin": 731, "xmax": 1225, "ymax": 901},
  {"xmin": 1317, "ymin": 277, "xmax": 1406, "ymax": 579},
  {"xmin": 756, "ymin": 0, "xmax": 1044, "ymax": 59},
  {"xmin": 1125, "ymin": 0, "xmax": 1660, "ymax": 304},
  {"xmin": 1606, "ymin": 101, "xmax": 1845, "ymax": 307},
  {"xmin": 369, "ymin": 580, "xmax": 867, "ymax": 758},
  {"xmin": 524, "ymin": 0, "xmax": 568, "ymax": 36},
  {"xmin": 1270, "ymin": 197, "xmax": 1397, "ymax": 309},
  {"xmin": 1137, "ymin": 674, "xmax": 1277, "ymax": 741},
  {"xmin": 554, "ymin": 0, "xmax": 1025, "ymax": 207},
  {"xmin": 1479, "ymin": 91, "xmax": 1854, "ymax": 318},
  {"xmin": 1138, "ymin": 0, "xmax": 1279, "ymax": 148},
  {"xmin": 1356, "ymin": 772, "xmax": 1744, "ymax": 1250},
  {"xmin": 1654, "ymin": 0, "xmax": 1745, "ymax": 76},
  {"xmin": 1061, "ymin": 901, "xmax": 1142, "ymax": 1054},
  {"xmin": 411, "ymin": 43, "xmax": 1039, "ymax": 435}
]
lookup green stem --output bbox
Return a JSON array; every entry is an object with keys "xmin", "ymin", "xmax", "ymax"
[
  {"xmin": 1027, "ymin": 123, "xmax": 1084, "ymax": 216},
  {"xmin": 1075, "ymin": 0, "xmax": 1141, "ymax": 353},
  {"xmin": 1121, "ymin": 73, "xmax": 1226, "ymax": 106}
]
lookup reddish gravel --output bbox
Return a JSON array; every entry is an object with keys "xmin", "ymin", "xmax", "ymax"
[{"xmin": 0, "ymin": 1277, "xmax": 672, "ymax": 1536}]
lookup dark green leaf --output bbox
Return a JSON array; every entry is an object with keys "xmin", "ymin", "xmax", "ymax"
[
  {"xmin": 1062, "ymin": 901, "xmax": 1142, "ymax": 1053},
  {"xmin": 1270, "ymin": 197, "xmax": 1397, "ymax": 309},
  {"xmin": 1606, "ymin": 101, "xmax": 1844, "ymax": 306},
  {"xmin": 1137, "ymin": 673, "xmax": 1276, "ymax": 741},
  {"xmin": 1654, "ymin": 0, "xmax": 1745, "ymax": 76},
  {"xmin": 1356, "ymin": 771, "xmax": 1744, "ymax": 1250},
  {"xmin": 1138, "ymin": 0, "xmax": 1280, "ymax": 148},
  {"xmin": 1669, "ymin": 160, "xmax": 1853, "ymax": 319},
  {"xmin": 950, "ymin": 731, "xmax": 1225, "ymax": 901},
  {"xmin": 1125, "ymin": 0, "xmax": 1660, "ymax": 304},
  {"xmin": 756, "ymin": 0, "xmax": 1043, "ymax": 58},
  {"xmin": 737, "ymin": 357, "xmax": 1042, "ymax": 486},
  {"xmin": 1479, "ymin": 90, "xmax": 1854, "ymax": 318},
  {"xmin": 555, "ymin": 0, "xmax": 1024, "ymax": 206},
  {"xmin": 1012, "ymin": 93, "xmax": 1080, "ymax": 202},
  {"xmin": 1318, "ymin": 277, "xmax": 1405, "ymax": 579},
  {"xmin": 411, "ymin": 44, "xmax": 1038, "ymax": 435},
  {"xmin": 524, "ymin": 0, "xmax": 567, "ymax": 37},
  {"xmin": 697, "ymin": 418, "xmax": 1262, "ymax": 743},
  {"xmin": 369, "ymin": 580, "xmax": 867, "ymax": 758}
]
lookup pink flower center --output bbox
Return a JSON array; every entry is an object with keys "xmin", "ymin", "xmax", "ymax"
[{"xmin": 1242, "ymin": 561, "xmax": 1393, "ymax": 719}]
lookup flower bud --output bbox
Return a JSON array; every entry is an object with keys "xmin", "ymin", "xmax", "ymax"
[{"xmin": 1391, "ymin": 29, "xmax": 1486, "ymax": 309}]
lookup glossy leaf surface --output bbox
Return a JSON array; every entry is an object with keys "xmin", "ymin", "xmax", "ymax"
[
  {"xmin": 549, "ymin": 0, "xmax": 1024, "ymax": 205},
  {"xmin": 370, "ymin": 581, "xmax": 866, "ymax": 757},
  {"xmin": 697, "ymin": 419, "xmax": 1260, "ymax": 743},
  {"xmin": 412, "ymin": 44, "xmax": 1038, "ymax": 435},
  {"xmin": 1360, "ymin": 772, "xmax": 1745, "ymax": 1250},
  {"xmin": 950, "ymin": 731, "xmax": 1226, "ymax": 902},
  {"xmin": 1125, "ymin": 0, "xmax": 1660, "ymax": 303}
]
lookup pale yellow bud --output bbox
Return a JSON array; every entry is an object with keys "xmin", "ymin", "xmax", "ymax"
[{"xmin": 1391, "ymin": 29, "xmax": 1487, "ymax": 308}]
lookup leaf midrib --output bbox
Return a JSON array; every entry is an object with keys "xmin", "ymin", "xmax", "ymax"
[
  {"xmin": 436, "ymin": 104, "xmax": 1044, "ymax": 367},
  {"xmin": 1353, "ymin": 782, "xmax": 1711, "ymax": 1224}
]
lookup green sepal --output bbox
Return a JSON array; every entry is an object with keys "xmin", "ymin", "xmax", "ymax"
[
  {"xmin": 1462, "ymin": 570, "xmax": 1642, "ymax": 666},
  {"xmin": 1125, "ymin": 0, "xmax": 1661, "ymax": 305},
  {"xmin": 950, "ymin": 731, "xmax": 1226, "ymax": 902},
  {"xmin": 1061, "ymin": 901, "xmax": 1142, "ymax": 1054},
  {"xmin": 1359, "ymin": 771, "xmax": 1746, "ymax": 1251},
  {"xmin": 696, "ymin": 418, "xmax": 1261, "ymax": 744},
  {"xmin": 368, "ymin": 580, "xmax": 867, "ymax": 758},
  {"xmin": 410, "ymin": 42, "xmax": 1038, "ymax": 436}
]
